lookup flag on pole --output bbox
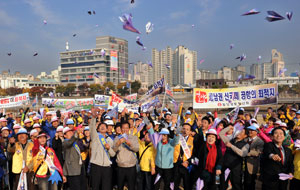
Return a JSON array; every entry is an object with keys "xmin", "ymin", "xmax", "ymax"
[
  {"xmin": 165, "ymin": 83, "xmax": 173, "ymax": 97},
  {"xmin": 32, "ymin": 95, "xmax": 38, "ymax": 107}
]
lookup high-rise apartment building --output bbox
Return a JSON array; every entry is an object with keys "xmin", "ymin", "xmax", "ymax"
[
  {"xmin": 150, "ymin": 47, "xmax": 173, "ymax": 85},
  {"xmin": 250, "ymin": 64, "xmax": 262, "ymax": 80},
  {"xmin": 172, "ymin": 46, "xmax": 197, "ymax": 86}
]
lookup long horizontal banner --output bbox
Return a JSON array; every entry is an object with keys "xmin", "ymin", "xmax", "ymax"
[
  {"xmin": 193, "ymin": 84, "xmax": 278, "ymax": 109},
  {"xmin": 0, "ymin": 93, "xmax": 29, "ymax": 108},
  {"xmin": 42, "ymin": 98, "xmax": 94, "ymax": 109}
]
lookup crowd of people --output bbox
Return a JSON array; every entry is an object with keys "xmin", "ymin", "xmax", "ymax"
[{"xmin": 0, "ymin": 103, "xmax": 299, "ymax": 190}]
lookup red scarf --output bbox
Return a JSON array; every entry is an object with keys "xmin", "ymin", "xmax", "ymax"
[{"xmin": 205, "ymin": 142, "xmax": 217, "ymax": 173}]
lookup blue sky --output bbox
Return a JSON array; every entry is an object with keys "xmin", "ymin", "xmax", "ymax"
[{"xmin": 0, "ymin": 0, "xmax": 300, "ymax": 75}]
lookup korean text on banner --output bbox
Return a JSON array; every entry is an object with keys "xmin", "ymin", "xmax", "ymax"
[
  {"xmin": 193, "ymin": 84, "xmax": 278, "ymax": 109},
  {"xmin": 0, "ymin": 93, "xmax": 29, "ymax": 108},
  {"xmin": 110, "ymin": 50, "xmax": 118, "ymax": 71},
  {"xmin": 94, "ymin": 95, "xmax": 110, "ymax": 108}
]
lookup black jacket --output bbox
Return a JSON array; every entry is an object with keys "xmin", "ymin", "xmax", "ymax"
[{"xmin": 261, "ymin": 142, "xmax": 294, "ymax": 181}]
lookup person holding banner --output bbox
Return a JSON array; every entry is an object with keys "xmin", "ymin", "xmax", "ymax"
[
  {"xmin": 7, "ymin": 128, "xmax": 34, "ymax": 190},
  {"xmin": 113, "ymin": 122, "xmax": 139, "ymax": 190},
  {"xmin": 147, "ymin": 122, "xmax": 179, "ymax": 190},
  {"xmin": 219, "ymin": 125, "xmax": 249, "ymax": 190},
  {"xmin": 31, "ymin": 131, "xmax": 65, "ymax": 189},
  {"xmin": 89, "ymin": 109, "xmax": 116, "ymax": 190}
]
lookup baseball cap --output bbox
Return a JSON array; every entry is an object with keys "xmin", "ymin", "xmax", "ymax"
[
  {"xmin": 17, "ymin": 128, "xmax": 28, "ymax": 135},
  {"xmin": 105, "ymin": 120, "xmax": 114, "ymax": 126},
  {"xmin": 24, "ymin": 119, "xmax": 31, "ymax": 124},
  {"xmin": 33, "ymin": 124, "xmax": 41, "ymax": 129},
  {"xmin": 159, "ymin": 128, "xmax": 170, "ymax": 135},
  {"xmin": 66, "ymin": 119, "xmax": 74, "ymax": 125},
  {"xmin": 56, "ymin": 126, "xmax": 64, "ymax": 132},
  {"xmin": 63, "ymin": 127, "xmax": 73, "ymax": 134}
]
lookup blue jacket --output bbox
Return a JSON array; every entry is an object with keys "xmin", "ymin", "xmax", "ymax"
[
  {"xmin": 149, "ymin": 128, "xmax": 179, "ymax": 169},
  {"xmin": 42, "ymin": 120, "xmax": 56, "ymax": 147}
]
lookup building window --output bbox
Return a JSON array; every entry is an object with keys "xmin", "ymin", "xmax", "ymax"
[
  {"xmin": 62, "ymin": 69, "xmax": 69, "ymax": 73},
  {"xmin": 205, "ymin": 82, "xmax": 208, "ymax": 85},
  {"xmin": 70, "ymin": 69, "xmax": 76, "ymax": 73},
  {"xmin": 86, "ymin": 68, "xmax": 91, "ymax": 71}
]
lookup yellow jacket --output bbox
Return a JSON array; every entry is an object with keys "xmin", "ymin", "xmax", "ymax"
[
  {"xmin": 173, "ymin": 135, "xmax": 194, "ymax": 163},
  {"xmin": 8, "ymin": 142, "xmax": 34, "ymax": 174},
  {"xmin": 291, "ymin": 144, "xmax": 300, "ymax": 180},
  {"xmin": 264, "ymin": 113, "xmax": 272, "ymax": 122},
  {"xmin": 32, "ymin": 147, "xmax": 61, "ymax": 177},
  {"xmin": 293, "ymin": 118, "xmax": 300, "ymax": 129},
  {"xmin": 138, "ymin": 140, "xmax": 156, "ymax": 172}
]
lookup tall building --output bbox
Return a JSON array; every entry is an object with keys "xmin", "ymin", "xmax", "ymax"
[
  {"xmin": 256, "ymin": 49, "xmax": 286, "ymax": 79},
  {"xmin": 250, "ymin": 64, "xmax": 262, "ymax": 80},
  {"xmin": 172, "ymin": 45, "xmax": 197, "ymax": 86},
  {"xmin": 96, "ymin": 36, "xmax": 128, "ymax": 83},
  {"xmin": 131, "ymin": 61, "xmax": 149, "ymax": 89},
  {"xmin": 217, "ymin": 65, "xmax": 246, "ymax": 81},
  {"xmin": 150, "ymin": 47, "xmax": 173, "ymax": 85},
  {"xmin": 271, "ymin": 49, "xmax": 285, "ymax": 77},
  {"xmin": 196, "ymin": 69, "xmax": 218, "ymax": 80},
  {"xmin": 60, "ymin": 36, "xmax": 128, "ymax": 86}
]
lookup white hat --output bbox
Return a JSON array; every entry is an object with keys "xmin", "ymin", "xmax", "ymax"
[
  {"xmin": 56, "ymin": 126, "xmax": 64, "ymax": 132},
  {"xmin": 154, "ymin": 121, "xmax": 160, "ymax": 125},
  {"xmin": 24, "ymin": 119, "xmax": 31, "ymax": 124},
  {"xmin": 63, "ymin": 127, "xmax": 73, "ymax": 134},
  {"xmin": 51, "ymin": 116, "xmax": 58, "ymax": 123},
  {"xmin": 275, "ymin": 120, "xmax": 282, "ymax": 125},
  {"xmin": 105, "ymin": 120, "xmax": 114, "ymax": 126},
  {"xmin": 0, "ymin": 117, "xmax": 7, "ymax": 122},
  {"xmin": 30, "ymin": 129, "xmax": 38, "ymax": 136},
  {"xmin": 17, "ymin": 128, "xmax": 28, "ymax": 135},
  {"xmin": 13, "ymin": 124, "xmax": 21, "ymax": 129},
  {"xmin": 33, "ymin": 124, "xmax": 41, "ymax": 129},
  {"xmin": 84, "ymin": 126, "xmax": 90, "ymax": 131},
  {"xmin": 250, "ymin": 118, "xmax": 257, "ymax": 124},
  {"xmin": 252, "ymin": 123, "xmax": 260, "ymax": 129},
  {"xmin": 206, "ymin": 129, "xmax": 217, "ymax": 136},
  {"xmin": 159, "ymin": 128, "xmax": 170, "ymax": 135},
  {"xmin": 1, "ymin": 127, "xmax": 10, "ymax": 132},
  {"xmin": 280, "ymin": 122, "xmax": 287, "ymax": 128},
  {"xmin": 104, "ymin": 115, "xmax": 112, "ymax": 120},
  {"xmin": 165, "ymin": 111, "xmax": 172, "ymax": 116},
  {"xmin": 46, "ymin": 112, "xmax": 52, "ymax": 116}
]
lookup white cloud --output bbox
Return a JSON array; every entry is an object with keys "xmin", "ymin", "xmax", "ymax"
[
  {"xmin": 24, "ymin": 0, "xmax": 64, "ymax": 24},
  {"xmin": 0, "ymin": 9, "xmax": 17, "ymax": 26},
  {"xmin": 196, "ymin": 0, "xmax": 220, "ymax": 24},
  {"xmin": 169, "ymin": 10, "xmax": 189, "ymax": 19}
]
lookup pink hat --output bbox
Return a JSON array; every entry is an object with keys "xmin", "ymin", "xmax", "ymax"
[
  {"xmin": 0, "ymin": 118, "xmax": 7, "ymax": 122},
  {"xmin": 46, "ymin": 112, "xmax": 52, "ymax": 116},
  {"xmin": 33, "ymin": 116, "xmax": 40, "ymax": 121},
  {"xmin": 33, "ymin": 124, "xmax": 41, "ymax": 129},
  {"xmin": 63, "ymin": 127, "xmax": 73, "ymax": 134},
  {"xmin": 56, "ymin": 126, "xmax": 64, "ymax": 132},
  {"xmin": 51, "ymin": 116, "xmax": 58, "ymax": 123},
  {"xmin": 24, "ymin": 119, "xmax": 31, "ymax": 124},
  {"xmin": 206, "ymin": 129, "xmax": 217, "ymax": 136},
  {"xmin": 13, "ymin": 124, "xmax": 21, "ymax": 129}
]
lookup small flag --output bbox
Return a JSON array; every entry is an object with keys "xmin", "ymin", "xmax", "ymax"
[
  {"xmin": 126, "ymin": 82, "xmax": 131, "ymax": 89},
  {"xmin": 93, "ymin": 73, "xmax": 100, "ymax": 78},
  {"xmin": 32, "ymin": 95, "xmax": 38, "ymax": 107},
  {"xmin": 106, "ymin": 105, "xmax": 118, "ymax": 118}
]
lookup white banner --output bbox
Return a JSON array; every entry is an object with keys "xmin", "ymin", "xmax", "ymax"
[{"xmin": 0, "ymin": 93, "xmax": 29, "ymax": 108}]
